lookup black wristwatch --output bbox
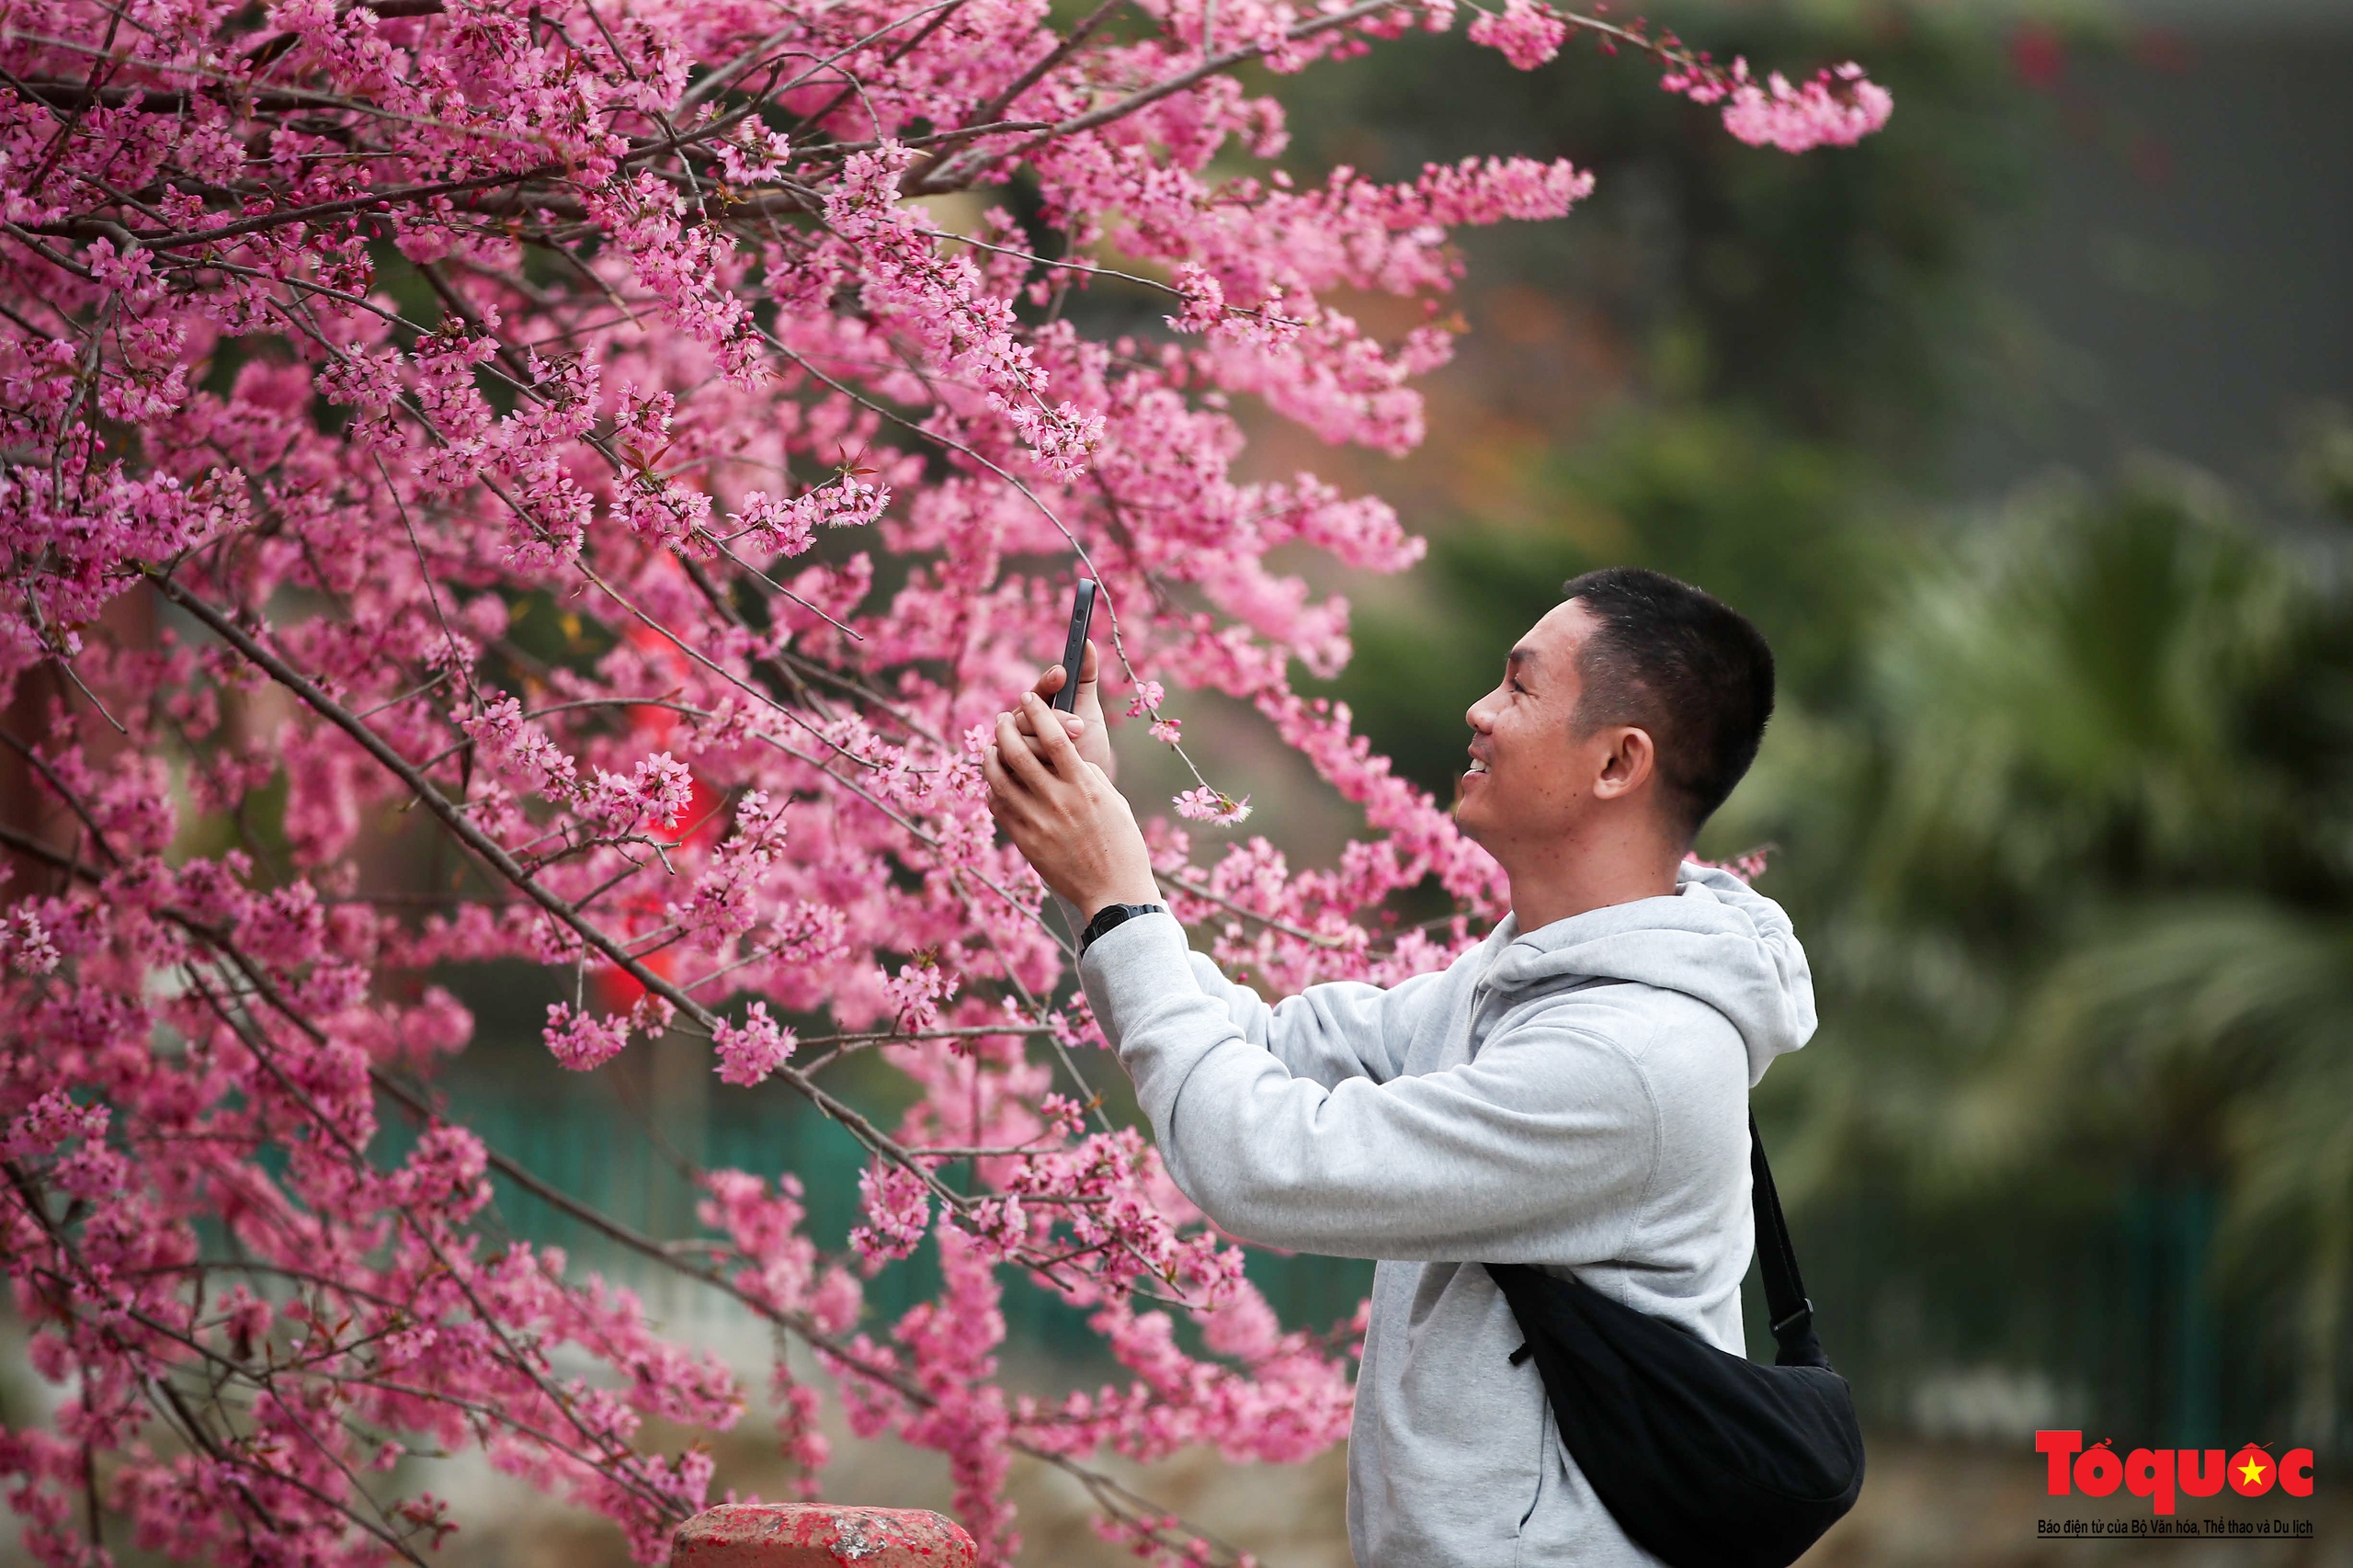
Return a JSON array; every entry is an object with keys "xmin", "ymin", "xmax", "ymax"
[{"xmin": 1078, "ymin": 902, "xmax": 1166, "ymax": 957}]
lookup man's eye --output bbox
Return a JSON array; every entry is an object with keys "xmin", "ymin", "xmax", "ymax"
[{"xmin": 1509, "ymin": 680, "xmax": 1528, "ymax": 695}]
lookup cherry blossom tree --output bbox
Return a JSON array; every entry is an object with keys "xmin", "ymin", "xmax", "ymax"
[{"xmin": 0, "ymin": 0, "xmax": 1885, "ymax": 1560}]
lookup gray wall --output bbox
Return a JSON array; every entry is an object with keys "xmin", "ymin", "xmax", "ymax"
[{"xmin": 1955, "ymin": 4, "xmax": 2353, "ymax": 501}]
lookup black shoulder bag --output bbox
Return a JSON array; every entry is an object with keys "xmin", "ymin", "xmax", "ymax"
[{"xmin": 1485, "ymin": 1115, "xmax": 1864, "ymax": 1568}]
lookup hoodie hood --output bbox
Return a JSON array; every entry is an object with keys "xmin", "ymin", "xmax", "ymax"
[{"xmin": 1483, "ymin": 860, "xmax": 1816, "ymax": 1085}]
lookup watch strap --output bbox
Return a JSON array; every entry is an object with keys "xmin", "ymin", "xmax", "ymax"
[{"xmin": 1077, "ymin": 902, "xmax": 1166, "ymax": 957}]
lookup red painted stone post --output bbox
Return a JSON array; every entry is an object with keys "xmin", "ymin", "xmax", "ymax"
[{"xmin": 670, "ymin": 1504, "xmax": 979, "ymax": 1567}]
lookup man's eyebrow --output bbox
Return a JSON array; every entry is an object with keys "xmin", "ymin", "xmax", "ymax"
[{"xmin": 1507, "ymin": 647, "xmax": 1540, "ymax": 670}]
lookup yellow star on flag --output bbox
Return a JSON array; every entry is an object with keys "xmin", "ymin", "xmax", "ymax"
[{"xmin": 2237, "ymin": 1456, "xmax": 2268, "ymax": 1487}]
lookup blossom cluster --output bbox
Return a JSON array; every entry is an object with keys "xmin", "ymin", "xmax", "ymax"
[
  {"xmin": 0, "ymin": 0, "xmax": 1880, "ymax": 1562},
  {"xmin": 1462, "ymin": 1, "xmax": 1894, "ymax": 153}
]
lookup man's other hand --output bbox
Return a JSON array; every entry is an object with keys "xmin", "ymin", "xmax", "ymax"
[
  {"xmin": 1019, "ymin": 640, "xmax": 1115, "ymax": 782},
  {"xmin": 983, "ymin": 688, "xmax": 1160, "ymax": 921}
]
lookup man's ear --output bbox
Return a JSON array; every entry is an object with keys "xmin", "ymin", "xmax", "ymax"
[{"xmin": 1590, "ymin": 725, "xmax": 1657, "ymax": 801}]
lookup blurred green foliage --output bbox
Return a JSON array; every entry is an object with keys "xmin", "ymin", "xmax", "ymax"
[
  {"xmin": 1274, "ymin": 0, "xmax": 2055, "ymax": 457},
  {"xmin": 1272, "ymin": 2, "xmax": 2353, "ymax": 1447},
  {"xmin": 1729, "ymin": 462, "xmax": 2353, "ymax": 1445}
]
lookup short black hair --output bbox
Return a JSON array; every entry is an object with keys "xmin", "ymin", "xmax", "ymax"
[{"xmin": 1560, "ymin": 566, "xmax": 1775, "ymax": 840}]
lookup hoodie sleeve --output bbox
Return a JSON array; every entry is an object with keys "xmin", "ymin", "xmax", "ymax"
[
  {"xmin": 1060, "ymin": 894, "xmax": 1441, "ymax": 1087},
  {"xmin": 1177, "ymin": 949, "xmax": 1447, "ymax": 1088},
  {"xmin": 1081, "ymin": 911, "xmax": 1660, "ymax": 1261}
]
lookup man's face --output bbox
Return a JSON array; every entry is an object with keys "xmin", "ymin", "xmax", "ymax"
[{"xmin": 1456, "ymin": 600, "xmax": 1610, "ymax": 850}]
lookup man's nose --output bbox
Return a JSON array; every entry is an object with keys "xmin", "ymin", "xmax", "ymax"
[{"xmin": 1466, "ymin": 692, "xmax": 1495, "ymax": 732}]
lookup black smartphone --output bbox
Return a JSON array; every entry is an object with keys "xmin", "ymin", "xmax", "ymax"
[{"xmin": 1051, "ymin": 579, "xmax": 1097, "ymax": 713}]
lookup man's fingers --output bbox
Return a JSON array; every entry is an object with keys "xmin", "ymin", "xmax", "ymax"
[
  {"xmin": 1019, "ymin": 691, "xmax": 1086, "ymax": 775},
  {"xmin": 1007, "ymin": 704, "xmax": 1085, "ymax": 742},
  {"xmin": 1032, "ymin": 663, "xmax": 1068, "ymax": 704},
  {"xmin": 982, "ymin": 741, "xmax": 1033, "ymax": 807},
  {"xmin": 994, "ymin": 710, "xmax": 1052, "ymax": 790},
  {"xmin": 1012, "ymin": 726, "xmax": 1072, "ymax": 761}
]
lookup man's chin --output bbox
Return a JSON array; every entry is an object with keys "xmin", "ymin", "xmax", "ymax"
[{"xmin": 1450, "ymin": 796, "xmax": 1488, "ymax": 844}]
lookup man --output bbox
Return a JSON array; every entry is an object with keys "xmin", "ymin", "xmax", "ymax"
[{"xmin": 982, "ymin": 567, "xmax": 1815, "ymax": 1567}]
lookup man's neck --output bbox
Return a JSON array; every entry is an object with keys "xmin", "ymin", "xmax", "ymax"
[{"xmin": 1502, "ymin": 828, "xmax": 1684, "ymax": 935}]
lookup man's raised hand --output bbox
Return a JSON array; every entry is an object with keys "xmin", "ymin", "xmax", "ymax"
[{"xmin": 983, "ymin": 687, "xmax": 1160, "ymax": 922}]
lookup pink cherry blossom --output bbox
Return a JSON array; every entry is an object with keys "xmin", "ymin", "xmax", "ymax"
[
  {"xmin": 1469, "ymin": 0, "xmax": 1569, "ymax": 70},
  {"xmin": 1174, "ymin": 786, "xmax": 1257, "ymax": 825},
  {"xmin": 545, "ymin": 1002, "xmax": 633, "ymax": 1071},
  {"xmin": 1456, "ymin": 2, "xmax": 1895, "ymax": 155},
  {"xmin": 1731, "ymin": 69, "xmax": 1895, "ymax": 152},
  {"xmin": 1663, "ymin": 58, "xmax": 1895, "ymax": 153},
  {"xmin": 851, "ymin": 1164, "xmax": 933, "ymax": 1267},
  {"xmin": 714, "ymin": 1003, "xmax": 799, "ymax": 1087}
]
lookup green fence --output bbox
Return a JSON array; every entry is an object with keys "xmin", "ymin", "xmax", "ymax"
[
  {"xmin": 412, "ymin": 1084, "xmax": 1374, "ymax": 1373},
  {"xmin": 1784, "ymin": 1179, "xmax": 2343, "ymax": 1454},
  {"xmin": 389, "ymin": 1083, "xmax": 2343, "ymax": 1453}
]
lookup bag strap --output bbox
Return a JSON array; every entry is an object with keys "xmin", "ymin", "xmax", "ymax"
[{"xmin": 1750, "ymin": 1113, "xmax": 1829, "ymax": 1369}]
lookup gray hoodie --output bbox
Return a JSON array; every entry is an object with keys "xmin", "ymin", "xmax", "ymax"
[{"xmin": 1076, "ymin": 860, "xmax": 1816, "ymax": 1568}]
